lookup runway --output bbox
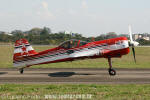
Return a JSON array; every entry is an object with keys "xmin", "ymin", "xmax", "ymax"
[{"xmin": 0, "ymin": 68, "xmax": 150, "ymax": 84}]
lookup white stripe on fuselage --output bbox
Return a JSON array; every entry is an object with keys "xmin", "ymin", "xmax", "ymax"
[{"xmin": 14, "ymin": 40, "xmax": 129, "ymax": 67}]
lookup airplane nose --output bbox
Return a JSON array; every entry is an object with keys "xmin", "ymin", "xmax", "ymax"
[
  {"xmin": 134, "ymin": 41, "xmax": 139, "ymax": 46},
  {"xmin": 129, "ymin": 41, "xmax": 139, "ymax": 47}
]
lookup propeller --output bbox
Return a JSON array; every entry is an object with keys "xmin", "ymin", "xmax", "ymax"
[{"xmin": 128, "ymin": 25, "xmax": 139, "ymax": 63}]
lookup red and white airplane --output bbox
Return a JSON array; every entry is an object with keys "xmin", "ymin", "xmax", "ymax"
[{"xmin": 13, "ymin": 26, "xmax": 139, "ymax": 75}]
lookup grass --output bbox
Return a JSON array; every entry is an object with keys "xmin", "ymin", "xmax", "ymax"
[
  {"xmin": 0, "ymin": 84, "xmax": 150, "ymax": 100},
  {"xmin": 0, "ymin": 45, "xmax": 150, "ymax": 68}
]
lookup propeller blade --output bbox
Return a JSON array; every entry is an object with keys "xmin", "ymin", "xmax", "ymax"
[
  {"xmin": 132, "ymin": 47, "xmax": 136, "ymax": 63},
  {"xmin": 129, "ymin": 25, "xmax": 133, "ymax": 42},
  {"xmin": 128, "ymin": 25, "xmax": 138, "ymax": 63}
]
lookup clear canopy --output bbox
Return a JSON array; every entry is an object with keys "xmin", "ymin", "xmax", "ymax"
[{"xmin": 59, "ymin": 39, "xmax": 87, "ymax": 49}]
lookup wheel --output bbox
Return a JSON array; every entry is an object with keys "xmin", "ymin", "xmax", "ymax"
[
  {"xmin": 19, "ymin": 68, "xmax": 24, "ymax": 74},
  {"xmin": 108, "ymin": 68, "xmax": 116, "ymax": 76}
]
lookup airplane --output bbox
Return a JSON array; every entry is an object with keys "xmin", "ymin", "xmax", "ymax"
[{"xmin": 13, "ymin": 25, "xmax": 139, "ymax": 75}]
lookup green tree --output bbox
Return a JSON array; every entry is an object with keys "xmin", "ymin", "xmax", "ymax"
[{"xmin": 11, "ymin": 30, "xmax": 24, "ymax": 41}]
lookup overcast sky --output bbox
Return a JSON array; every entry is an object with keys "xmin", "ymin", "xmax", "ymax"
[{"xmin": 0, "ymin": 0, "xmax": 150, "ymax": 37}]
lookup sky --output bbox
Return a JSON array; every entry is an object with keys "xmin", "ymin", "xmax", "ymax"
[{"xmin": 0, "ymin": 0, "xmax": 150, "ymax": 37}]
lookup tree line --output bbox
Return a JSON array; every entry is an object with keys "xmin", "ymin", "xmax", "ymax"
[{"xmin": 0, "ymin": 27, "xmax": 150, "ymax": 45}]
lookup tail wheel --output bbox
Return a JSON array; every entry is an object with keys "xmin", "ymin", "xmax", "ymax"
[
  {"xmin": 19, "ymin": 68, "xmax": 24, "ymax": 74},
  {"xmin": 108, "ymin": 68, "xmax": 116, "ymax": 76}
]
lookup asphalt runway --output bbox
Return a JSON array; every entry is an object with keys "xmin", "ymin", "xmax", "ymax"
[{"xmin": 0, "ymin": 68, "xmax": 150, "ymax": 84}]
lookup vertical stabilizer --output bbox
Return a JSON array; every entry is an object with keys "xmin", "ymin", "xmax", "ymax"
[{"xmin": 13, "ymin": 39, "xmax": 37, "ymax": 60}]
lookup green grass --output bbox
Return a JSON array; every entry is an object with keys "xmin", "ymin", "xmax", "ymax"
[
  {"xmin": 0, "ymin": 84, "xmax": 150, "ymax": 100},
  {"xmin": 0, "ymin": 45, "xmax": 150, "ymax": 68}
]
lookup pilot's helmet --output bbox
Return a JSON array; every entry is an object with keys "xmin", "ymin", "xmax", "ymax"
[{"xmin": 70, "ymin": 40, "xmax": 73, "ymax": 44}]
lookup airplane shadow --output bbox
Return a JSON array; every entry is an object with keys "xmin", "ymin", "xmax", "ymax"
[
  {"xmin": 0, "ymin": 72, "xmax": 8, "ymax": 75},
  {"xmin": 48, "ymin": 72, "xmax": 94, "ymax": 77}
]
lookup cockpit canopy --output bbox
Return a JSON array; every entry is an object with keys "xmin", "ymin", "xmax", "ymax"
[{"xmin": 59, "ymin": 39, "xmax": 87, "ymax": 49}]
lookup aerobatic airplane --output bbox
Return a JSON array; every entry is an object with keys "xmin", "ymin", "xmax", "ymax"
[{"xmin": 13, "ymin": 26, "xmax": 139, "ymax": 75}]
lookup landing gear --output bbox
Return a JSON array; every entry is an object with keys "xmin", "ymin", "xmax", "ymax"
[
  {"xmin": 108, "ymin": 58, "xmax": 116, "ymax": 76},
  {"xmin": 19, "ymin": 68, "xmax": 24, "ymax": 74},
  {"xmin": 108, "ymin": 68, "xmax": 116, "ymax": 76}
]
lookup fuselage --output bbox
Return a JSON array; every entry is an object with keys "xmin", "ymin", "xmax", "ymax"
[{"xmin": 13, "ymin": 37, "xmax": 130, "ymax": 68}]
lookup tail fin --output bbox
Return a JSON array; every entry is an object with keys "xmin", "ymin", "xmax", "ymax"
[{"xmin": 13, "ymin": 39, "xmax": 37, "ymax": 60}]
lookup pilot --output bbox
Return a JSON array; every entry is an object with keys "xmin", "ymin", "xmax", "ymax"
[{"xmin": 68, "ymin": 40, "xmax": 73, "ymax": 49}]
